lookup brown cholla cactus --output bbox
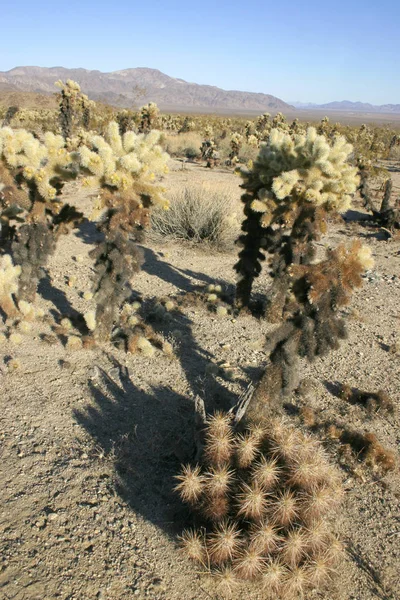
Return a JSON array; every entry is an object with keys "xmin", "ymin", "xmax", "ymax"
[
  {"xmin": 176, "ymin": 414, "xmax": 343, "ymax": 598},
  {"xmin": 138, "ymin": 102, "xmax": 160, "ymax": 134},
  {"xmin": 247, "ymin": 241, "xmax": 374, "ymax": 417}
]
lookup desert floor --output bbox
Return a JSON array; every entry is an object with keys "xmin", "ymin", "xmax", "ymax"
[{"xmin": 1, "ymin": 159, "xmax": 399, "ymax": 600}]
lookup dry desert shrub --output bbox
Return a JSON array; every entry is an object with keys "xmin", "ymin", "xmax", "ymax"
[
  {"xmin": 163, "ymin": 132, "xmax": 203, "ymax": 159},
  {"xmin": 150, "ymin": 187, "xmax": 240, "ymax": 249}
]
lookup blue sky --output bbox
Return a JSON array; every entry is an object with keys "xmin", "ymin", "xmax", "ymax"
[{"xmin": 1, "ymin": 0, "xmax": 399, "ymax": 104}]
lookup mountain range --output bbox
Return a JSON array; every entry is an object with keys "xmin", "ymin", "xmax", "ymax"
[
  {"xmin": 290, "ymin": 100, "xmax": 400, "ymax": 114},
  {"xmin": 0, "ymin": 66, "xmax": 292, "ymax": 113},
  {"xmin": 0, "ymin": 67, "xmax": 398, "ymax": 115}
]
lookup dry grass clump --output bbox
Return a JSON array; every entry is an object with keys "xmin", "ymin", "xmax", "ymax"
[
  {"xmin": 162, "ymin": 132, "xmax": 203, "ymax": 159},
  {"xmin": 150, "ymin": 187, "xmax": 239, "ymax": 249},
  {"xmin": 175, "ymin": 414, "xmax": 343, "ymax": 597}
]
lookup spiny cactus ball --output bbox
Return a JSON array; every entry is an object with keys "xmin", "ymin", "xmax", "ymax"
[{"xmin": 176, "ymin": 414, "xmax": 343, "ymax": 597}]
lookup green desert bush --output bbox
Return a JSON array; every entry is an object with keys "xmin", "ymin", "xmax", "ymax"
[
  {"xmin": 150, "ymin": 187, "xmax": 240, "ymax": 249},
  {"xmin": 176, "ymin": 413, "xmax": 343, "ymax": 597}
]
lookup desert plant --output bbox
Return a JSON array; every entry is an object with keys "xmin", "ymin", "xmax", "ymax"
[
  {"xmin": 150, "ymin": 187, "xmax": 239, "ymax": 249},
  {"xmin": 0, "ymin": 126, "xmax": 82, "ymax": 303},
  {"xmin": 357, "ymin": 160, "xmax": 399, "ymax": 230},
  {"xmin": 234, "ymin": 127, "xmax": 359, "ymax": 317},
  {"xmin": 176, "ymin": 414, "xmax": 343, "ymax": 597},
  {"xmin": 200, "ymin": 139, "xmax": 220, "ymax": 168},
  {"xmin": 55, "ymin": 79, "xmax": 94, "ymax": 140},
  {"xmin": 77, "ymin": 121, "xmax": 169, "ymax": 343},
  {"xmin": 245, "ymin": 241, "xmax": 374, "ymax": 418},
  {"xmin": 163, "ymin": 132, "xmax": 203, "ymax": 160},
  {"xmin": 228, "ymin": 133, "xmax": 243, "ymax": 165},
  {"xmin": 138, "ymin": 102, "xmax": 160, "ymax": 133}
]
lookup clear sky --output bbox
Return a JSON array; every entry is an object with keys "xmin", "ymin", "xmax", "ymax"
[{"xmin": 1, "ymin": 0, "xmax": 399, "ymax": 105}]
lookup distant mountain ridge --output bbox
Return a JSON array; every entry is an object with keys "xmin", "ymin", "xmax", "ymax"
[
  {"xmin": 0, "ymin": 66, "xmax": 293, "ymax": 112},
  {"xmin": 290, "ymin": 100, "xmax": 400, "ymax": 113}
]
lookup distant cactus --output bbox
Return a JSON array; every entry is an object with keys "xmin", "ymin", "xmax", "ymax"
[
  {"xmin": 55, "ymin": 79, "xmax": 94, "ymax": 140},
  {"xmin": 228, "ymin": 132, "xmax": 243, "ymax": 165},
  {"xmin": 200, "ymin": 139, "xmax": 220, "ymax": 168},
  {"xmin": 138, "ymin": 102, "xmax": 159, "ymax": 133}
]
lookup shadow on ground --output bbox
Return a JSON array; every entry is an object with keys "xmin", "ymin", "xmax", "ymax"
[
  {"xmin": 74, "ymin": 361, "xmax": 197, "ymax": 533},
  {"xmin": 141, "ymin": 246, "xmax": 234, "ymax": 294}
]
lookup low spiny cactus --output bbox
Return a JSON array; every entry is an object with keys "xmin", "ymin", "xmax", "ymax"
[{"xmin": 176, "ymin": 413, "xmax": 343, "ymax": 597}]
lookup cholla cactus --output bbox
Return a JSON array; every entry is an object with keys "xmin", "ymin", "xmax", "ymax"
[
  {"xmin": 0, "ymin": 126, "xmax": 81, "ymax": 301},
  {"xmin": 0, "ymin": 164, "xmax": 30, "ymax": 247},
  {"xmin": 271, "ymin": 112, "xmax": 288, "ymax": 130},
  {"xmin": 247, "ymin": 241, "xmax": 373, "ymax": 415},
  {"xmin": 234, "ymin": 127, "xmax": 359, "ymax": 315},
  {"xmin": 317, "ymin": 116, "xmax": 330, "ymax": 135},
  {"xmin": 256, "ymin": 112, "xmax": 270, "ymax": 135},
  {"xmin": 139, "ymin": 102, "xmax": 160, "ymax": 133},
  {"xmin": 228, "ymin": 132, "xmax": 243, "ymax": 165},
  {"xmin": 200, "ymin": 139, "xmax": 220, "ymax": 168},
  {"xmin": 116, "ymin": 110, "xmax": 137, "ymax": 136},
  {"xmin": 2, "ymin": 106, "xmax": 19, "ymax": 127},
  {"xmin": 176, "ymin": 415, "xmax": 343, "ymax": 597},
  {"xmin": 244, "ymin": 121, "xmax": 256, "ymax": 140},
  {"xmin": 0, "ymin": 254, "xmax": 21, "ymax": 317},
  {"xmin": 55, "ymin": 79, "xmax": 94, "ymax": 140},
  {"xmin": 179, "ymin": 117, "xmax": 196, "ymax": 134},
  {"xmin": 77, "ymin": 121, "xmax": 169, "ymax": 343}
]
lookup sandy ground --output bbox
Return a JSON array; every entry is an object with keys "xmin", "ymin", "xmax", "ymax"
[{"xmin": 1, "ymin": 159, "xmax": 399, "ymax": 600}]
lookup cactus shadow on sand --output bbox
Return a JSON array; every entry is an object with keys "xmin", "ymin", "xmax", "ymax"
[
  {"xmin": 141, "ymin": 246, "xmax": 232, "ymax": 294},
  {"xmin": 74, "ymin": 363, "xmax": 196, "ymax": 533}
]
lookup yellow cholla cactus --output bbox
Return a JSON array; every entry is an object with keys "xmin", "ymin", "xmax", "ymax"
[
  {"xmin": 0, "ymin": 254, "xmax": 21, "ymax": 317},
  {"xmin": 0, "ymin": 127, "xmax": 72, "ymax": 201},
  {"xmin": 78, "ymin": 121, "xmax": 169, "ymax": 208},
  {"xmin": 247, "ymin": 127, "xmax": 359, "ymax": 222}
]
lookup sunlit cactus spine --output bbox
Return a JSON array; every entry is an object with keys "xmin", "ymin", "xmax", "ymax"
[{"xmin": 176, "ymin": 414, "xmax": 343, "ymax": 597}]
